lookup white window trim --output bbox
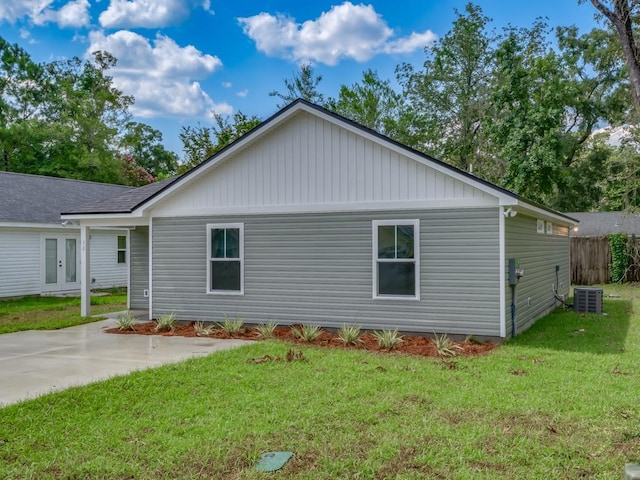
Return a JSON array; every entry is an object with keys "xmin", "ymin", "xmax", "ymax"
[
  {"xmin": 117, "ymin": 235, "xmax": 127, "ymax": 264},
  {"xmin": 372, "ymin": 219, "xmax": 420, "ymax": 301},
  {"xmin": 537, "ymin": 219, "xmax": 545, "ymax": 234},
  {"xmin": 546, "ymin": 221, "xmax": 553, "ymax": 235},
  {"xmin": 206, "ymin": 223, "xmax": 244, "ymax": 295}
]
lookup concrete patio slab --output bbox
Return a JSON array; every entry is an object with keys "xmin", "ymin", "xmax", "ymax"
[{"xmin": 0, "ymin": 318, "xmax": 252, "ymax": 407}]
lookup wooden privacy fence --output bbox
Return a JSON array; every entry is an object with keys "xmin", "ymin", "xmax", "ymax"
[{"xmin": 571, "ymin": 235, "xmax": 640, "ymax": 285}]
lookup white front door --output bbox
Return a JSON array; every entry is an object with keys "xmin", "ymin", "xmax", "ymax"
[{"xmin": 42, "ymin": 235, "xmax": 80, "ymax": 293}]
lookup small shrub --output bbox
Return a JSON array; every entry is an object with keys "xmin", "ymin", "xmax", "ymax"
[
  {"xmin": 434, "ymin": 332, "xmax": 463, "ymax": 357},
  {"xmin": 373, "ymin": 329, "xmax": 403, "ymax": 350},
  {"xmin": 116, "ymin": 312, "xmax": 136, "ymax": 331},
  {"xmin": 194, "ymin": 321, "xmax": 214, "ymax": 336},
  {"xmin": 255, "ymin": 320, "xmax": 278, "ymax": 338},
  {"xmin": 155, "ymin": 312, "xmax": 176, "ymax": 332},
  {"xmin": 292, "ymin": 324, "xmax": 323, "ymax": 342},
  {"xmin": 218, "ymin": 315, "xmax": 244, "ymax": 335},
  {"xmin": 464, "ymin": 334, "xmax": 484, "ymax": 345},
  {"xmin": 337, "ymin": 325, "xmax": 362, "ymax": 345}
]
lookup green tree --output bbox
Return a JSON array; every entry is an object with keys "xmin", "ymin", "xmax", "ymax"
[
  {"xmin": 0, "ymin": 37, "xmax": 51, "ymax": 173},
  {"xmin": 42, "ymin": 51, "xmax": 133, "ymax": 183},
  {"xmin": 586, "ymin": 0, "xmax": 640, "ymax": 111},
  {"xmin": 486, "ymin": 23, "xmax": 569, "ymax": 202},
  {"xmin": 397, "ymin": 3, "xmax": 496, "ymax": 176},
  {"xmin": 120, "ymin": 122, "xmax": 178, "ymax": 178},
  {"xmin": 179, "ymin": 124, "xmax": 214, "ymax": 173},
  {"xmin": 270, "ymin": 63, "xmax": 325, "ymax": 108},
  {"xmin": 179, "ymin": 111, "xmax": 262, "ymax": 172},
  {"xmin": 545, "ymin": 26, "xmax": 629, "ymax": 210},
  {"xmin": 485, "ymin": 20, "xmax": 625, "ymax": 209},
  {"xmin": 604, "ymin": 144, "xmax": 640, "ymax": 210},
  {"xmin": 326, "ymin": 69, "xmax": 402, "ymax": 137}
]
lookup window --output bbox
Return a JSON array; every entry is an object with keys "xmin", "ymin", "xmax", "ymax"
[
  {"xmin": 372, "ymin": 220, "xmax": 419, "ymax": 299},
  {"xmin": 546, "ymin": 221, "xmax": 553, "ymax": 235},
  {"xmin": 117, "ymin": 235, "xmax": 126, "ymax": 264},
  {"xmin": 207, "ymin": 223, "xmax": 244, "ymax": 294},
  {"xmin": 536, "ymin": 219, "xmax": 545, "ymax": 234}
]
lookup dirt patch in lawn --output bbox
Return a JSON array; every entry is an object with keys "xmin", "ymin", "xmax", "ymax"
[{"xmin": 105, "ymin": 322, "xmax": 498, "ymax": 358}]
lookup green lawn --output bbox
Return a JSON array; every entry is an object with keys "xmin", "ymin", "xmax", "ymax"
[
  {"xmin": 0, "ymin": 290, "xmax": 127, "ymax": 334},
  {"xmin": 1, "ymin": 285, "xmax": 639, "ymax": 479}
]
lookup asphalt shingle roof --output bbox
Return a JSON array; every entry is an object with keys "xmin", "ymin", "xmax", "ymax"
[
  {"xmin": 61, "ymin": 176, "xmax": 180, "ymax": 215},
  {"xmin": 566, "ymin": 212, "xmax": 640, "ymax": 237},
  {"xmin": 0, "ymin": 172, "xmax": 132, "ymax": 224}
]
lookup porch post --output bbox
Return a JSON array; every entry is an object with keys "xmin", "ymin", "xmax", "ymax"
[{"xmin": 80, "ymin": 225, "xmax": 91, "ymax": 317}]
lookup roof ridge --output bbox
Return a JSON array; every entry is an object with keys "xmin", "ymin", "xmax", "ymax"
[{"xmin": 0, "ymin": 171, "xmax": 133, "ymax": 189}]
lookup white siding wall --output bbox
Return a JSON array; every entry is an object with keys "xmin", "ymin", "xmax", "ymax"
[
  {"xmin": 0, "ymin": 229, "xmax": 41, "ymax": 297},
  {"xmin": 0, "ymin": 227, "xmax": 127, "ymax": 298},
  {"xmin": 152, "ymin": 111, "xmax": 495, "ymax": 216},
  {"xmin": 89, "ymin": 230, "xmax": 128, "ymax": 289}
]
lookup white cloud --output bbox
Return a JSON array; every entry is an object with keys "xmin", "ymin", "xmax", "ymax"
[
  {"xmin": 0, "ymin": 0, "xmax": 90, "ymax": 27},
  {"xmin": 222, "ymin": 81, "xmax": 232, "ymax": 88},
  {"xmin": 87, "ymin": 30, "xmax": 230, "ymax": 119},
  {"xmin": 0, "ymin": 1, "xmax": 53, "ymax": 24},
  {"xmin": 99, "ymin": 0, "xmax": 212, "ymax": 28},
  {"xmin": 383, "ymin": 30, "xmax": 437, "ymax": 54},
  {"xmin": 236, "ymin": 89, "xmax": 248, "ymax": 98},
  {"xmin": 55, "ymin": 0, "xmax": 91, "ymax": 27},
  {"xmin": 238, "ymin": 2, "xmax": 436, "ymax": 66}
]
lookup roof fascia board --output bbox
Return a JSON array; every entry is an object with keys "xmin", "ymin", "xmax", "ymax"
[
  {"xmin": 515, "ymin": 201, "xmax": 578, "ymax": 225},
  {"xmin": 55, "ymin": 216, "xmax": 149, "ymax": 228},
  {"xmin": 62, "ymin": 211, "xmax": 145, "ymax": 221},
  {"xmin": 75, "ymin": 217, "xmax": 149, "ymax": 228},
  {"xmin": 0, "ymin": 221, "xmax": 76, "ymax": 229}
]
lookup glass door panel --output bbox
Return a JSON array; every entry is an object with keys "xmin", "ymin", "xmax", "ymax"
[
  {"xmin": 65, "ymin": 239, "xmax": 77, "ymax": 283},
  {"xmin": 45, "ymin": 238, "xmax": 58, "ymax": 285}
]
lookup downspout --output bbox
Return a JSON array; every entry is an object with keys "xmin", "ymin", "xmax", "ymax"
[{"xmin": 511, "ymin": 284, "xmax": 517, "ymax": 338}]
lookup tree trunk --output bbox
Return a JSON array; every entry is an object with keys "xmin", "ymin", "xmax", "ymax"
[{"xmin": 591, "ymin": 0, "xmax": 640, "ymax": 109}]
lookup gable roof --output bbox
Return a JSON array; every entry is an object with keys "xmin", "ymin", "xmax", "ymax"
[
  {"xmin": 0, "ymin": 172, "xmax": 132, "ymax": 224},
  {"xmin": 567, "ymin": 212, "xmax": 640, "ymax": 237},
  {"xmin": 62, "ymin": 176, "xmax": 180, "ymax": 216},
  {"xmin": 61, "ymin": 99, "xmax": 575, "ymax": 224}
]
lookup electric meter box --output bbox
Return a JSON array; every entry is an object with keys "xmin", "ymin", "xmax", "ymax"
[{"xmin": 508, "ymin": 258, "xmax": 524, "ymax": 286}]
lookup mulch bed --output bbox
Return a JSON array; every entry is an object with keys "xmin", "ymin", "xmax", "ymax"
[{"xmin": 105, "ymin": 321, "xmax": 499, "ymax": 358}]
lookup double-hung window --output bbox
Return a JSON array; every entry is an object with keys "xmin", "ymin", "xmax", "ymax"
[
  {"xmin": 117, "ymin": 235, "xmax": 127, "ymax": 264},
  {"xmin": 373, "ymin": 220, "xmax": 419, "ymax": 299},
  {"xmin": 207, "ymin": 223, "xmax": 244, "ymax": 294}
]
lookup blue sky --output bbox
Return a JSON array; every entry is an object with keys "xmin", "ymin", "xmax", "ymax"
[{"xmin": 0, "ymin": 1, "xmax": 602, "ymax": 156}]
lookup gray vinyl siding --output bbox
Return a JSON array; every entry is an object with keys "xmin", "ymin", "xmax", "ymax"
[
  {"xmin": 130, "ymin": 227, "xmax": 149, "ymax": 309},
  {"xmin": 151, "ymin": 208, "xmax": 502, "ymax": 336},
  {"xmin": 504, "ymin": 214, "xmax": 570, "ymax": 337}
]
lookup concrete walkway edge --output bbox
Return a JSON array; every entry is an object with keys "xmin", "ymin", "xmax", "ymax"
[{"xmin": 0, "ymin": 318, "xmax": 252, "ymax": 406}]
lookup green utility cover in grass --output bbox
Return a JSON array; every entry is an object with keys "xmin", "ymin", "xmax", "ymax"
[{"xmin": 255, "ymin": 451, "xmax": 294, "ymax": 472}]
